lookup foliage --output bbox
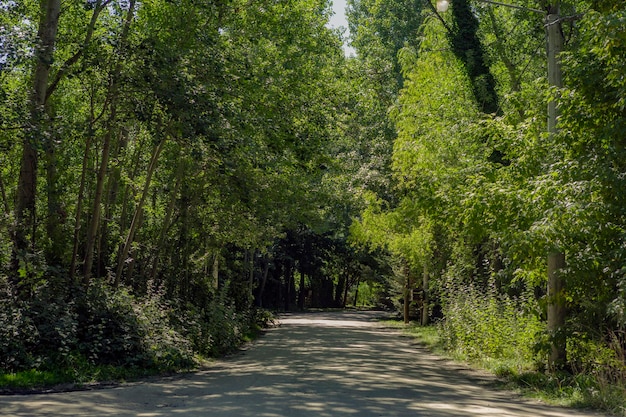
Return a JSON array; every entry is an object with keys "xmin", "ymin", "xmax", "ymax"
[
  {"xmin": 179, "ymin": 285, "xmax": 253, "ymax": 358},
  {"xmin": 0, "ymin": 280, "xmax": 193, "ymax": 373},
  {"xmin": 2, "ymin": 0, "xmax": 626, "ymax": 412},
  {"xmin": 351, "ymin": 1, "xmax": 626, "ymax": 412},
  {"xmin": 439, "ymin": 278, "xmax": 543, "ymax": 366}
]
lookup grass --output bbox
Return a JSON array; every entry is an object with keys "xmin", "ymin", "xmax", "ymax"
[
  {"xmin": 383, "ymin": 318, "xmax": 626, "ymax": 417},
  {"xmin": 0, "ymin": 360, "xmax": 193, "ymax": 392},
  {"xmin": 0, "ymin": 369, "xmax": 69, "ymax": 390},
  {"xmin": 382, "ymin": 319, "xmax": 444, "ymax": 353}
]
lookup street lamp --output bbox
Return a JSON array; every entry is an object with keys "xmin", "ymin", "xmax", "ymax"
[{"xmin": 434, "ymin": 0, "xmax": 567, "ymax": 370}]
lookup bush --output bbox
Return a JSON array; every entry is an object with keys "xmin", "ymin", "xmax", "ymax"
[
  {"xmin": 0, "ymin": 280, "xmax": 196, "ymax": 374},
  {"xmin": 179, "ymin": 287, "xmax": 255, "ymax": 357},
  {"xmin": 439, "ymin": 278, "xmax": 543, "ymax": 368},
  {"xmin": 567, "ymin": 331, "xmax": 626, "ymax": 414},
  {"xmin": 74, "ymin": 281, "xmax": 194, "ymax": 370},
  {"xmin": 0, "ymin": 276, "xmax": 270, "ymax": 383},
  {"xmin": 0, "ymin": 280, "xmax": 77, "ymax": 372},
  {"xmin": 0, "ymin": 298, "xmax": 39, "ymax": 371}
]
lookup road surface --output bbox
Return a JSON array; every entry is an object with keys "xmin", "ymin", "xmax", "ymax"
[{"xmin": 0, "ymin": 311, "xmax": 607, "ymax": 416}]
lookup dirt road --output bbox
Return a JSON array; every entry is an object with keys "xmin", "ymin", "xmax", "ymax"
[{"xmin": 0, "ymin": 311, "xmax": 607, "ymax": 416}]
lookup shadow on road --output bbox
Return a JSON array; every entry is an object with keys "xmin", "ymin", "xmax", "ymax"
[{"xmin": 0, "ymin": 311, "xmax": 606, "ymax": 417}]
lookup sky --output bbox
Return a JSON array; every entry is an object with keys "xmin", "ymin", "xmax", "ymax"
[{"xmin": 327, "ymin": 0, "xmax": 356, "ymax": 56}]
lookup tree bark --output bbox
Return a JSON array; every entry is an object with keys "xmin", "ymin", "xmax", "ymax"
[
  {"xmin": 11, "ymin": 0, "xmax": 61, "ymax": 292},
  {"xmin": 212, "ymin": 252, "xmax": 220, "ymax": 290},
  {"xmin": 298, "ymin": 270, "xmax": 306, "ymax": 310},
  {"xmin": 148, "ymin": 156, "xmax": 183, "ymax": 283},
  {"xmin": 115, "ymin": 139, "xmax": 166, "ymax": 285},
  {"xmin": 285, "ymin": 260, "xmax": 294, "ymax": 311},
  {"xmin": 98, "ymin": 129, "xmax": 129, "ymax": 277},
  {"xmin": 83, "ymin": 123, "xmax": 114, "ymax": 283},
  {"xmin": 0, "ymin": 165, "xmax": 9, "ymax": 218},
  {"xmin": 343, "ymin": 270, "xmax": 350, "ymax": 308},
  {"xmin": 403, "ymin": 262, "xmax": 411, "ymax": 324},
  {"xmin": 257, "ymin": 253, "xmax": 270, "ymax": 307},
  {"xmin": 83, "ymin": 0, "xmax": 136, "ymax": 285},
  {"xmin": 44, "ymin": 120, "xmax": 66, "ymax": 265},
  {"xmin": 44, "ymin": 1, "xmax": 112, "ymax": 268},
  {"xmin": 421, "ymin": 267, "xmax": 429, "ymax": 326},
  {"xmin": 335, "ymin": 272, "xmax": 346, "ymax": 307}
]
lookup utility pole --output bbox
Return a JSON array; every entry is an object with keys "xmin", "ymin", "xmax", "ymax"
[
  {"xmin": 434, "ymin": 0, "xmax": 569, "ymax": 370},
  {"xmin": 546, "ymin": 3, "xmax": 567, "ymax": 370}
]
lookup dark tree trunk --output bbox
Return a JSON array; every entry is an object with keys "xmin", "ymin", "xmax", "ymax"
[{"xmin": 12, "ymin": 0, "xmax": 61, "ymax": 296}]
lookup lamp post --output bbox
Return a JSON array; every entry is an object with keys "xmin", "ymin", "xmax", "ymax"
[{"xmin": 435, "ymin": 0, "xmax": 567, "ymax": 370}]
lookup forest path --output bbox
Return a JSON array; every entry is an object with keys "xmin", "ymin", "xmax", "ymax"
[{"xmin": 0, "ymin": 311, "xmax": 607, "ymax": 417}]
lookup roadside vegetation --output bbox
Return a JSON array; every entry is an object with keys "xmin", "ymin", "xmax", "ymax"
[
  {"xmin": 350, "ymin": 1, "xmax": 626, "ymax": 416},
  {"xmin": 0, "ymin": 279, "xmax": 274, "ymax": 391},
  {"xmin": 386, "ymin": 287, "xmax": 626, "ymax": 417},
  {"xmin": 2, "ymin": 0, "xmax": 626, "ymax": 410}
]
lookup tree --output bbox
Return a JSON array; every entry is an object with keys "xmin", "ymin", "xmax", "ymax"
[{"xmin": 11, "ymin": 0, "xmax": 61, "ymax": 296}]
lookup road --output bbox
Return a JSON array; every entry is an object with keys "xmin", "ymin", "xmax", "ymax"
[{"xmin": 0, "ymin": 311, "xmax": 607, "ymax": 417}]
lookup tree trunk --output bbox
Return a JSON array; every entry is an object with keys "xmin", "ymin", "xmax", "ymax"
[
  {"xmin": 83, "ymin": 124, "xmax": 114, "ymax": 283},
  {"xmin": 403, "ymin": 263, "xmax": 411, "ymax": 324},
  {"xmin": 257, "ymin": 253, "xmax": 270, "ymax": 307},
  {"xmin": 285, "ymin": 260, "xmax": 294, "ymax": 311},
  {"xmin": 44, "ymin": 1, "xmax": 111, "ymax": 269},
  {"xmin": 343, "ymin": 271, "xmax": 350, "ymax": 308},
  {"xmin": 115, "ymin": 139, "xmax": 166, "ymax": 285},
  {"xmin": 69, "ymin": 116, "xmax": 96, "ymax": 283},
  {"xmin": 11, "ymin": 0, "xmax": 61, "ymax": 293},
  {"xmin": 448, "ymin": 0, "xmax": 499, "ymax": 115},
  {"xmin": 98, "ymin": 128, "xmax": 129, "ymax": 277},
  {"xmin": 421, "ymin": 266, "xmax": 429, "ymax": 326},
  {"xmin": 82, "ymin": 0, "xmax": 136, "ymax": 285},
  {"xmin": 148, "ymin": 156, "xmax": 183, "ymax": 283},
  {"xmin": 0, "ymin": 164, "xmax": 10, "ymax": 219},
  {"xmin": 212, "ymin": 252, "xmax": 220, "ymax": 290},
  {"xmin": 335, "ymin": 272, "xmax": 346, "ymax": 307},
  {"xmin": 44, "ymin": 119, "xmax": 67, "ymax": 265},
  {"xmin": 298, "ymin": 270, "xmax": 306, "ymax": 310}
]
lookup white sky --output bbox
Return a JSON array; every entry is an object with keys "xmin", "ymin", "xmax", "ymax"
[
  {"xmin": 328, "ymin": 0, "xmax": 349, "ymax": 29},
  {"xmin": 327, "ymin": 0, "xmax": 356, "ymax": 56}
]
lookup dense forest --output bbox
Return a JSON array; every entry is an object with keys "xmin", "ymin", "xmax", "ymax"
[{"xmin": 1, "ymin": 0, "xmax": 625, "ymax": 411}]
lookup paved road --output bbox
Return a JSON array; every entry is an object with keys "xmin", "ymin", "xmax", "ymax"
[{"xmin": 0, "ymin": 311, "xmax": 607, "ymax": 416}]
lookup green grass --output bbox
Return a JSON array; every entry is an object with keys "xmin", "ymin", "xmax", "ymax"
[
  {"xmin": 383, "ymin": 319, "xmax": 626, "ymax": 417},
  {"xmin": 0, "ymin": 361, "xmax": 192, "ymax": 392},
  {"xmin": 382, "ymin": 319, "xmax": 444, "ymax": 353},
  {"xmin": 0, "ymin": 369, "xmax": 68, "ymax": 389}
]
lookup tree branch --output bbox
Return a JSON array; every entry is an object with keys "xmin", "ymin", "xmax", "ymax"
[
  {"xmin": 424, "ymin": 0, "xmax": 453, "ymax": 34},
  {"xmin": 45, "ymin": 0, "xmax": 113, "ymax": 102}
]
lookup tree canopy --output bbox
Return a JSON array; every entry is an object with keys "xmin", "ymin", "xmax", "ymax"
[{"xmin": 1, "ymin": 0, "xmax": 626, "ymax": 411}]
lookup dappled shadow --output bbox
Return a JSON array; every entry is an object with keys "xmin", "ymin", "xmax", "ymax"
[{"xmin": 0, "ymin": 311, "xmax": 607, "ymax": 417}]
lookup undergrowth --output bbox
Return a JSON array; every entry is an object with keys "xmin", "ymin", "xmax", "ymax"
[
  {"xmin": 388, "ymin": 278, "xmax": 626, "ymax": 417},
  {"xmin": 0, "ymin": 279, "xmax": 274, "ymax": 391}
]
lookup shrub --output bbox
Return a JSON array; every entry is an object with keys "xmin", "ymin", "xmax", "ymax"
[
  {"xmin": 0, "ymin": 297, "xmax": 39, "ymax": 371},
  {"xmin": 439, "ymin": 278, "xmax": 543, "ymax": 368},
  {"xmin": 180, "ymin": 287, "xmax": 251, "ymax": 357},
  {"xmin": 75, "ymin": 281, "xmax": 194, "ymax": 370},
  {"xmin": 0, "ymin": 276, "xmax": 267, "ymax": 380}
]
